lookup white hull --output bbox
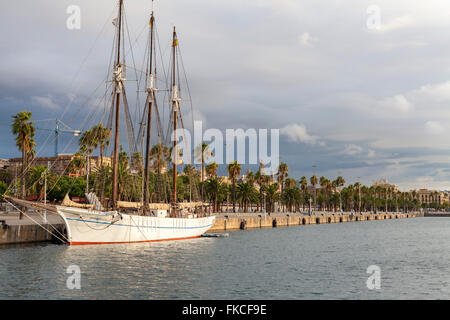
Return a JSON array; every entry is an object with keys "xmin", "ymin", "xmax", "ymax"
[{"xmin": 56, "ymin": 206, "xmax": 215, "ymax": 245}]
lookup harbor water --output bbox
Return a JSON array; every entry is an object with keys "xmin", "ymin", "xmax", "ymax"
[{"xmin": 0, "ymin": 217, "xmax": 449, "ymax": 299}]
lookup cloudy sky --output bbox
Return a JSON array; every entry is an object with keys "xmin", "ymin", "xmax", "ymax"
[{"xmin": 2, "ymin": 0, "xmax": 450, "ymax": 190}]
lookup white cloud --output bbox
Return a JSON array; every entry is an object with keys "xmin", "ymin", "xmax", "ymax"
[
  {"xmin": 424, "ymin": 121, "xmax": 445, "ymax": 135},
  {"xmin": 298, "ymin": 32, "xmax": 318, "ymax": 47},
  {"xmin": 377, "ymin": 94, "xmax": 412, "ymax": 113},
  {"xmin": 378, "ymin": 15, "xmax": 415, "ymax": 33},
  {"xmin": 31, "ymin": 95, "xmax": 59, "ymax": 110},
  {"xmin": 414, "ymin": 81, "xmax": 450, "ymax": 102},
  {"xmin": 342, "ymin": 144, "xmax": 364, "ymax": 156},
  {"xmin": 280, "ymin": 123, "xmax": 319, "ymax": 145}
]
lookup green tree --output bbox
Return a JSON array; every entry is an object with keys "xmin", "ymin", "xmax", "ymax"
[
  {"xmin": 264, "ymin": 183, "xmax": 279, "ymax": 214},
  {"xmin": 12, "ymin": 111, "xmax": 36, "ymax": 219},
  {"xmin": 227, "ymin": 161, "xmax": 241, "ymax": 213},
  {"xmin": 237, "ymin": 181, "xmax": 256, "ymax": 212},
  {"xmin": 205, "ymin": 162, "xmax": 219, "ymax": 178},
  {"xmin": 310, "ymin": 175, "xmax": 318, "ymax": 209}
]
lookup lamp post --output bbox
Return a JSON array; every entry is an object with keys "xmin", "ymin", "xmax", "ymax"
[{"xmin": 309, "ymin": 197, "xmax": 312, "ymax": 216}]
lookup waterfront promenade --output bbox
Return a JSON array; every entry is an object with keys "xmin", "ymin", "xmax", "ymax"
[
  {"xmin": 0, "ymin": 210, "xmax": 424, "ymax": 245},
  {"xmin": 209, "ymin": 211, "xmax": 423, "ymax": 232}
]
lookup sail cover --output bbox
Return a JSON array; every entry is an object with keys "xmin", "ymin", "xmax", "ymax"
[{"xmin": 61, "ymin": 194, "xmax": 94, "ymax": 209}]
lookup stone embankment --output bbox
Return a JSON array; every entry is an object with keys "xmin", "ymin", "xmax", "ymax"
[
  {"xmin": 209, "ymin": 212, "xmax": 423, "ymax": 232},
  {"xmin": 0, "ymin": 212, "xmax": 65, "ymax": 245}
]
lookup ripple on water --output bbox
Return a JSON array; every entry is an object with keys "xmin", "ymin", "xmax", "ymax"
[{"xmin": 1, "ymin": 217, "xmax": 450, "ymax": 299}]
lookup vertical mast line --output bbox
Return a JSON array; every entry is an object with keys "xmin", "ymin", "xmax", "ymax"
[
  {"xmin": 172, "ymin": 26, "xmax": 178, "ymax": 207},
  {"xmin": 111, "ymin": 0, "xmax": 123, "ymax": 209},
  {"xmin": 143, "ymin": 8, "xmax": 155, "ymax": 210}
]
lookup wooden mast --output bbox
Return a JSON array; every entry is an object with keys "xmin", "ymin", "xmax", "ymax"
[
  {"xmin": 111, "ymin": 0, "xmax": 124, "ymax": 210},
  {"xmin": 143, "ymin": 7, "xmax": 155, "ymax": 211},
  {"xmin": 171, "ymin": 27, "xmax": 178, "ymax": 209}
]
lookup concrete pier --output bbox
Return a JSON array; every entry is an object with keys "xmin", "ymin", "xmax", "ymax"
[
  {"xmin": 0, "ymin": 212, "xmax": 65, "ymax": 245},
  {"xmin": 209, "ymin": 212, "xmax": 423, "ymax": 232},
  {"xmin": 0, "ymin": 210, "xmax": 424, "ymax": 245}
]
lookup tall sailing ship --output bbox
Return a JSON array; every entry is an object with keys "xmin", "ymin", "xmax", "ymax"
[{"xmin": 7, "ymin": 0, "xmax": 215, "ymax": 245}]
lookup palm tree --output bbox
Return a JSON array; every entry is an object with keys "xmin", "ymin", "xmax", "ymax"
[
  {"xmin": 117, "ymin": 147, "xmax": 131, "ymax": 201},
  {"xmin": 264, "ymin": 183, "xmax": 279, "ymax": 214},
  {"xmin": 282, "ymin": 183, "xmax": 298, "ymax": 212},
  {"xmin": 246, "ymin": 169, "xmax": 255, "ymax": 186},
  {"xmin": 227, "ymin": 161, "xmax": 241, "ymax": 213},
  {"xmin": 205, "ymin": 162, "xmax": 219, "ymax": 178},
  {"xmin": 310, "ymin": 175, "xmax": 318, "ymax": 209},
  {"xmin": 195, "ymin": 142, "xmax": 212, "ymax": 200},
  {"xmin": 375, "ymin": 186, "xmax": 382, "ymax": 212},
  {"xmin": 333, "ymin": 176, "xmax": 345, "ymax": 212},
  {"xmin": 354, "ymin": 182, "xmax": 361, "ymax": 213},
  {"xmin": 90, "ymin": 123, "xmax": 111, "ymax": 168},
  {"xmin": 411, "ymin": 190, "xmax": 417, "ymax": 211},
  {"xmin": 277, "ymin": 162, "xmax": 289, "ymax": 193},
  {"xmin": 237, "ymin": 181, "xmax": 255, "ymax": 212},
  {"xmin": 255, "ymin": 169, "xmax": 266, "ymax": 212},
  {"xmin": 12, "ymin": 111, "xmax": 36, "ymax": 218},
  {"xmin": 319, "ymin": 176, "xmax": 328, "ymax": 211},
  {"xmin": 68, "ymin": 152, "xmax": 86, "ymax": 176},
  {"xmin": 299, "ymin": 176, "xmax": 308, "ymax": 211},
  {"xmin": 205, "ymin": 177, "xmax": 222, "ymax": 212},
  {"xmin": 79, "ymin": 129, "xmax": 95, "ymax": 156},
  {"xmin": 150, "ymin": 143, "xmax": 170, "ymax": 202},
  {"xmin": 285, "ymin": 178, "xmax": 296, "ymax": 189}
]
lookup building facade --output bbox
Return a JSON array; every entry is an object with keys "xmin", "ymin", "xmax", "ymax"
[
  {"xmin": 416, "ymin": 189, "xmax": 449, "ymax": 205},
  {"xmin": 6, "ymin": 155, "xmax": 111, "ymax": 176}
]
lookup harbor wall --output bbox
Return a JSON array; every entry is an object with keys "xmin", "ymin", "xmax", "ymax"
[
  {"xmin": 209, "ymin": 212, "xmax": 424, "ymax": 232},
  {"xmin": 0, "ymin": 212, "xmax": 425, "ymax": 245},
  {"xmin": 0, "ymin": 222, "xmax": 65, "ymax": 245}
]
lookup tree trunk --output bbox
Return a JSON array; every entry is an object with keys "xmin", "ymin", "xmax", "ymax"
[{"xmin": 232, "ymin": 180, "xmax": 236, "ymax": 213}]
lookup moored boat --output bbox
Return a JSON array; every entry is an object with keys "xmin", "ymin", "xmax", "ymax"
[{"xmin": 7, "ymin": 0, "xmax": 215, "ymax": 245}]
